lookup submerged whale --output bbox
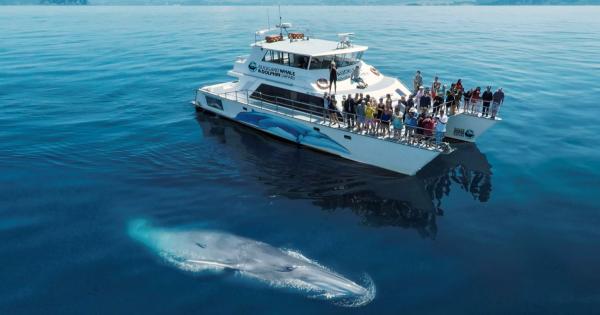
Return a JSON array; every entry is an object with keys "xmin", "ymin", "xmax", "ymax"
[{"xmin": 128, "ymin": 219, "xmax": 374, "ymax": 307}]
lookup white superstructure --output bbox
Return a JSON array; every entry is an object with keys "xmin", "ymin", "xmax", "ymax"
[{"xmin": 193, "ymin": 25, "xmax": 501, "ymax": 175}]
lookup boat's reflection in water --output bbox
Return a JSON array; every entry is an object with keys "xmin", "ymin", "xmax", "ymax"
[{"xmin": 196, "ymin": 112, "xmax": 492, "ymax": 239}]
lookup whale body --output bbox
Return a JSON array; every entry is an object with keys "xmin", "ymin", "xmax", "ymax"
[{"xmin": 128, "ymin": 219, "xmax": 374, "ymax": 307}]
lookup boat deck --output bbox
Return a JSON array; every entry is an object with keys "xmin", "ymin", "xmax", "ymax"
[{"xmin": 197, "ymin": 85, "xmax": 453, "ymax": 154}]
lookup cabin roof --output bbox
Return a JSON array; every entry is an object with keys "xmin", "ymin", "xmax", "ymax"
[{"xmin": 255, "ymin": 38, "xmax": 368, "ymax": 57}]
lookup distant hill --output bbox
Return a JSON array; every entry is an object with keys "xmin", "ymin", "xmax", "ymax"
[
  {"xmin": 2, "ymin": 0, "xmax": 599, "ymax": 5},
  {"xmin": 40, "ymin": 0, "xmax": 88, "ymax": 3}
]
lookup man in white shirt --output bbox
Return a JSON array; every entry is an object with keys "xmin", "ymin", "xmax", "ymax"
[{"xmin": 435, "ymin": 109, "xmax": 448, "ymax": 146}]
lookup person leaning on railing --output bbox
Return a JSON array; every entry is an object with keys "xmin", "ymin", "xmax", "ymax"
[
  {"xmin": 392, "ymin": 111, "xmax": 403, "ymax": 139},
  {"xmin": 365, "ymin": 101, "xmax": 376, "ymax": 134},
  {"xmin": 322, "ymin": 92, "xmax": 330, "ymax": 121},
  {"xmin": 491, "ymin": 88, "xmax": 504, "ymax": 119},
  {"xmin": 481, "ymin": 86, "xmax": 494, "ymax": 117},
  {"xmin": 435, "ymin": 109, "xmax": 448, "ymax": 147},
  {"xmin": 329, "ymin": 95, "xmax": 341, "ymax": 126},
  {"xmin": 356, "ymin": 99, "xmax": 366, "ymax": 132},
  {"xmin": 404, "ymin": 108, "xmax": 418, "ymax": 143}
]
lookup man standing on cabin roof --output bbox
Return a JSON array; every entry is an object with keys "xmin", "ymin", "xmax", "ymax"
[
  {"xmin": 491, "ymin": 88, "xmax": 505, "ymax": 119},
  {"xmin": 413, "ymin": 70, "xmax": 423, "ymax": 93},
  {"xmin": 329, "ymin": 60, "xmax": 338, "ymax": 94}
]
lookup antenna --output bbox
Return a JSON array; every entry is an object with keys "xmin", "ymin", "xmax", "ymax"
[
  {"xmin": 267, "ymin": 9, "xmax": 270, "ymax": 30},
  {"xmin": 278, "ymin": 5, "xmax": 282, "ymax": 37}
]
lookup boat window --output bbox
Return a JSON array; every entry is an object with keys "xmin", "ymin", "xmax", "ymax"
[
  {"xmin": 309, "ymin": 51, "xmax": 363, "ymax": 70},
  {"xmin": 262, "ymin": 50, "xmax": 309, "ymax": 69},
  {"xmin": 250, "ymin": 84, "xmax": 324, "ymax": 115}
]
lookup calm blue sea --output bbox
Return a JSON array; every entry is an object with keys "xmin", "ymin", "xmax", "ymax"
[{"xmin": 1, "ymin": 5, "xmax": 600, "ymax": 314}]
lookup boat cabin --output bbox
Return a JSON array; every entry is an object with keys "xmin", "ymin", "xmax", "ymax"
[{"xmin": 228, "ymin": 32, "xmax": 411, "ymax": 112}]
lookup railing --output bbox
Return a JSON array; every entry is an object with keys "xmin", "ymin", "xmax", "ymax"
[
  {"xmin": 412, "ymin": 95, "xmax": 503, "ymax": 120},
  {"xmin": 198, "ymin": 88, "xmax": 453, "ymax": 153}
]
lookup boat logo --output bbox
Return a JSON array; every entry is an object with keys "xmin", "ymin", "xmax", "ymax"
[
  {"xmin": 465, "ymin": 129, "xmax": 475, "ymax": 138},
  {"xmin": 248, "ymin": 61, "xmax": 257, "ymax": 72}
]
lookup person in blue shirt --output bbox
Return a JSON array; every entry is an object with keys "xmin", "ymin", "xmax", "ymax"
[
  {"xmin": 392, "ymin": 112, "xmax": 403, "ymax": 139},
  {"xmin": 404, "ymin": 108, "xmax": 418, "ymax": 143}
]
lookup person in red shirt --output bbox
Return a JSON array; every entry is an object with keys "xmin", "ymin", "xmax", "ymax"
[
  {"xmin": 421, "ymin": 114, "xmax": 435, "ymax": 145},
  {"xmin": 455, "ymin": 79, "xmax": 463, "ymax": 93}
]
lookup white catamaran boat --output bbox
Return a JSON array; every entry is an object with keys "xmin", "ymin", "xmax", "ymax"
[{"xmin": 193, "ymin": 23, "xmax": 501, "ymax": 175}]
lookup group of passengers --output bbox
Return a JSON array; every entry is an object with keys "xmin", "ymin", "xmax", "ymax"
[
  {"xmin": 322, "ymin": 91, "xmax": 448, "ymax": 148},
  {"xmin": 320, "ymin": 70, "xmax": 505, "ymax": 148},
  {"xmin": 412, "ymin": 70, "xmax": 505, "ymax": 119}
]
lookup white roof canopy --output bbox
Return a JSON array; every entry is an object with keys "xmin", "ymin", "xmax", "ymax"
[{"xmin": 256, "ymin": 38, "xmax": 368, "ymax": 57}]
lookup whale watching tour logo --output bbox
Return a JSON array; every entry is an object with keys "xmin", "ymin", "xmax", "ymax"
[{"xmin": 248, "ymin": 61, "xmax": 257, "ymax": 72}]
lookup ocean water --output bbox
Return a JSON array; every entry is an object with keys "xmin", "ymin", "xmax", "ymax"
[{"xmin": 1, "ymin": 5, "xmax": 600, "ymax": 314}]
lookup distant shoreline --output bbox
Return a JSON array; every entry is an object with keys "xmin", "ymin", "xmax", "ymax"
[{"xmin": 2, "ymin": 3, "xmax": 599, "ymax": 5}]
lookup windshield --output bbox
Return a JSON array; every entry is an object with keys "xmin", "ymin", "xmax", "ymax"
[{"xmin": 309, "ymin": 51, "xmax": 364, "ymax": 70}]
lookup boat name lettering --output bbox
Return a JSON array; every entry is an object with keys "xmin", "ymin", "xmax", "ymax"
[
  {"xmin": 257, "ymin": 64, "xmax": 296, "ymax": 80},
  {"xmin": 337, "ymin": 68, "xmax": 353, "ymax": 81}
]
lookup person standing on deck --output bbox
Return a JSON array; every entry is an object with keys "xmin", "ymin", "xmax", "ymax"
[
  {"xmin": 463, "ymin": 88, "xmax": 473, "ymax": 112},
  {"xmin": 470, "ymin": 87, "xmax": 481, "ymax": 114},
  {"xmin": 329, "ymin": 94, "xmax": 340, "ymax": 126},
  {"xmin": 433, "ymin": 93, "xmax": 444, "ymax": 115},
  {"xmin": 435, "ymin": 110, "xmax": 448, "ymax": 147},
  {"xmin": 413, "ymin": 70, "xmax": 423, "ymax": 93},
  {"xmin": 345, "ymin": 94, "xmax": 356, "ymax": 128},
  {"xmin": 432, "ymin": 76, "xmax": 441, "ymax": 99},
  {"xmin": 329, "ymin": 60, "xmax": 338, "ymax": 94},
  {"xmin": 385, "ymin": 94, "xmax": 393, "ymax": 112},
  {"xmin": 420, "ymin": 89, "xmax": 432, "ymax": 112},
  {"xmin": 481, "ymin": 86, "xmax": 494, "ymax": 117},
  {"xmin": 356, "ymin": 100, "xmax": 366, "ymax": 132},
  {"xmin": 491, "ymin": 88, "xmax": 505, "ymax": 119},
  {"xmin": 376, "ymin": 97, "xmax": 385, "ymax": 135},
  {"xmin": 404, "ymin": 108, "xmax": 418, "ymax": 143},
  {"xmin": 342, "ymin": 95, "xmax": 349, "ymax": 125},
  {"xmin": 445, "ymin": 90, "xmax": 455, "ymax": 114},
  {"xmin": 406, "ymin": 96, "xmax": 415, "ymax": 115},
  {"xmin": 415, "ymin": 86, "xmax": 425, "ymax": 107},
  {"xmin": 455, "ymin": 79, "xmax": 463, "ymax": 93}
]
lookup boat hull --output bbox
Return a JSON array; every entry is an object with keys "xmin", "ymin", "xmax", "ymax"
[
  {"xmin": 195, "ymin": 91, "xmax": 440, "ymax": 176},
  {"xmin": 445, "ymin": 113, "xmax": 499, "ymax": 143}
]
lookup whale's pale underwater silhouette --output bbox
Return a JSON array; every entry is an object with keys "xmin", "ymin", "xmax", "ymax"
[{"xmin": 128, "ymin": 219, "xmax": 375, "ymax": 307}]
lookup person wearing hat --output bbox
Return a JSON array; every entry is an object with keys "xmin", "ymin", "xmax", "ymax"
[{"xmin": 481, "ymin": 86, "xmax": 494, "ymax": 117}]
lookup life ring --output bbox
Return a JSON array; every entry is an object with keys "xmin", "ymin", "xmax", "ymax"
[
  {"xmin": 370, "ymin": 67, "xmax": 380, "ymax": 76},
  {"xmin": 316, "ymin": 78, "xmax": 329, "ymax": 90},
  {"xmin": 288, "ymin": 32, "xmax": 304, "ymax": 40},
  {"xmin": 265, "ymin": 35, "xmax": 283, "ymax": 43}
]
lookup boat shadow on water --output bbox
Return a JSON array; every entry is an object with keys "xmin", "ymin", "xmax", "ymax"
[{"xmin": 195, "ymin": 111, "xmax": 492, "ymax": 239}]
